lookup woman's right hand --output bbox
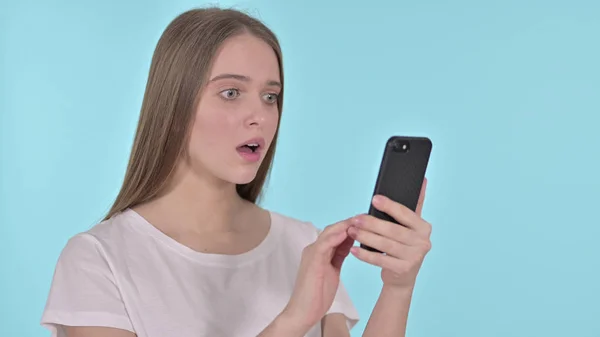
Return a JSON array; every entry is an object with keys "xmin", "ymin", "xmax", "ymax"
[{"xmin": 279, "ymin": 218, "xmax": 356, "ymax": 333}]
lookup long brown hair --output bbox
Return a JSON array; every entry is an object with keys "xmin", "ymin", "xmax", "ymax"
[{"xmin": 103, "ymin": 7, "xmax": 284, "ymax": 220}]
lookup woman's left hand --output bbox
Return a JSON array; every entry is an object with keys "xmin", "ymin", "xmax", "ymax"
[{"xmin": 348, "ymin": 178, "xmax": 431, "ymax": 289}]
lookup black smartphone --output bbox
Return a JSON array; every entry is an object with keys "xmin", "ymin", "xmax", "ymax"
[{"xmin": 361, "ymin": 136, "xmax": 433, "ymax": 253}]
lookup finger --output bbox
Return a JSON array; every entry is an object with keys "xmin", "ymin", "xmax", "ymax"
[
  {"xmin": 348, "ymin": 225, "xmax": 411, "ymax": 258},
  {"xmin": 350, "ymin": 246, "xmax": 407, "ymax": 272},
  {"xmin": 416, "ymin": 177, "xmax": 427, "ymax": 216},
  {"xmin": 336, "ymin": 235, "xmax": 355, "ymax": 257},
  {"xmin": 372, "ymin": 195, "xmax": 431, "ymax": 237},
  {"xmin": 318, "ymin": 220, "xmax": 350, "ymax": 242},
  {"xmin": 315, "ymin": 219, "xmax": 352, "ymax": 254},
  {"xmin": 352, "ymin": 215, "xmax": 415, "ymax": 245},
  {"xmin": 321, "ymin": 219, "xmax": 351, "ymax": 237},
  {"xmin": 332, "ymin": 236, "xmax": 355, "ymax": 269}
]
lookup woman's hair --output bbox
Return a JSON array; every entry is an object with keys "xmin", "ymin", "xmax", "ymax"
[{"xmin": 103, "ymin": 7, "xmax": 284, "ymax": 220}]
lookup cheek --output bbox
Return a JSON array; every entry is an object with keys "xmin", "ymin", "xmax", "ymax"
[
  {"xmin": 194, "ymin": 114, "xmax": 227, "ymax": 143},
  {"xmin": 189, "ymin": 104, "xmax": 236, "ymax": 154},
  {"xmin": 266, "ymin": 110, "xmax": 280, "ymax": 139}
]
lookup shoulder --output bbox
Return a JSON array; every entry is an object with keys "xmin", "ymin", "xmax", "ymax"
[
  {"xmin": 268, "ymin": 210, "xmax": 321, "ymax": 246},
  {"xmin": 57, "ymin": 210, "xmax": 140, "ymax": 264},
  {"xmin": 42, "ymin": 212, "xmax": 137, "ymax": 334},
  {"xmin": 86, "ymin": 209, "xmax": 140, "ymax": 241}
]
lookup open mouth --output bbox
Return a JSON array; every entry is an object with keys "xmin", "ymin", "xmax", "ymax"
[
  {"xmin": 236, "ymin": 138, "xmax": 265, "ymax": 161},
  {"xmin": 238, "ymin": 143, "xmax": 260, "ymax": 153}
]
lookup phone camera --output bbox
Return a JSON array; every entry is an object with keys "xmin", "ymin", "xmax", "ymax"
[{"xmin": 392, "ymin": 140, "xmax": 410, "ymax": 153}]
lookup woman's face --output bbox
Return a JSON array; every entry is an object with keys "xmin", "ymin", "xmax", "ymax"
[{"xmin": 186, "ymin": 33, "xmax": 281, "ymax": 185}]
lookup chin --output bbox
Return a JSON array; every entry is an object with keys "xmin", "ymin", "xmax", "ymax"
[
  {"xmin": 231, "ymin": 175, "xmax": 257, "ymax": 185},
  {"xmin": 225, "ymin": 165, "xmax": 261, "ymax": 185}
]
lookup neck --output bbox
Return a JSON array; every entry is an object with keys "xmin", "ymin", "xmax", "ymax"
[{"xmin": 137, "ymin": 165, "xmax": 250, "ymax": 234}]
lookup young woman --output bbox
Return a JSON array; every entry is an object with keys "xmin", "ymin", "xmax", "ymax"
[{"xmin": 41, "ymin": 7, "xmax": 432, "ymax": 337}]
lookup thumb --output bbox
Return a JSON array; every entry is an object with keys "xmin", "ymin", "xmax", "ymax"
[
  {"xmin": 332, "ymin": 236, "xmax": 355, "ymax": 270},
  {"xmin": 313, "ymin": 220, "xmax": 351, "ymax": 260}
]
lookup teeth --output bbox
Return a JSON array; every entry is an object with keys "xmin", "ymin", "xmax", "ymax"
[{"xmin": 247, "ymin": 143, "xmax": 258, "ymax": 147}]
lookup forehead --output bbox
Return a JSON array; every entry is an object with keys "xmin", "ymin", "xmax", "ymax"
[{"xmin": 209, "ymin": 33, "xmax": 280, "ymax": 82}]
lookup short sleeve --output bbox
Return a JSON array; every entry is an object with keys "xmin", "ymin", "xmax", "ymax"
[
  {"xmin": 327, "ymin": 280, "xmax": 360, "ymax": 331},
  {"xmin": 41, "ymin": 233, "xmax": 134, "ymax": 336}
]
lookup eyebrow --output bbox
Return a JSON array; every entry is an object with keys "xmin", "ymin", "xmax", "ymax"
[{"xmin": 209, "ymin": 73, "xmax": 281, "ymax": 88}]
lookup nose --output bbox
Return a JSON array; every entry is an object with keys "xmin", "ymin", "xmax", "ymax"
[
  {"xmin": 247, "ymin": 113, "xmax": 265, "ymax": 127},
  {"xmin": 245, "ymin": 98, "xmax": 269, "ymax": 128}
]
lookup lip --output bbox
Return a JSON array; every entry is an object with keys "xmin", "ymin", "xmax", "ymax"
[
  {"xmin": 236, "ymin": 137, "xmax": 266, "ymax": 163},
  {"xmin": 236, "ymin": 137, "xmax": 266, "ymax": 149}
]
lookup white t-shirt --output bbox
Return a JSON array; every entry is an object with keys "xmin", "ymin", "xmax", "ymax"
[{"xmin": 41, "ymin": 209, "xmax": 360, "ymax": 337}]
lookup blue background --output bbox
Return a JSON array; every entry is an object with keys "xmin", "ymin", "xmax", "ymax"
[{"xmin": 1, "ymin": 0, "xmax": 599, "ymax": 336}]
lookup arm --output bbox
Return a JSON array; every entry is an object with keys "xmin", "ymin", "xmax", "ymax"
[
  {"xmin": 321, "ymin": 313, "xmax": 351, "ymax": 337},
  {"xmin": 62, "ymin": 310, "xmax": 341, "ymax": 337},
  {"xmin": 64, "ymin": 327, "xmax": 136, "ymax": 337},
  {"xmin": 62, "ymin": 313, "xmax": 347, "ymax": 337},
  {"xmin": 362, "ymin": 285, "xmax": 413, "ymax": 337},
  {"xmin": 348, "ymin": 182, "xmax": 432, "ymax": 337},
  {"xmin": 256, "ymin": 311, "xmax": 311, "ymax": 337}
]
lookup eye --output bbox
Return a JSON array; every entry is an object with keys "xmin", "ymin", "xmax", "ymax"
[
  {"xmin": 219, "ymin": 88, "xmax": 240, "ymax": 100},
  {"xmin": 262, "ymin": 93, "xmax": 278, "ymax": 104}
]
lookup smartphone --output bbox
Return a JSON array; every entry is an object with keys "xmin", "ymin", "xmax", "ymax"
[{"xmin": 360, "ymin": 136, "xmax": 433, "ymax": 253}]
